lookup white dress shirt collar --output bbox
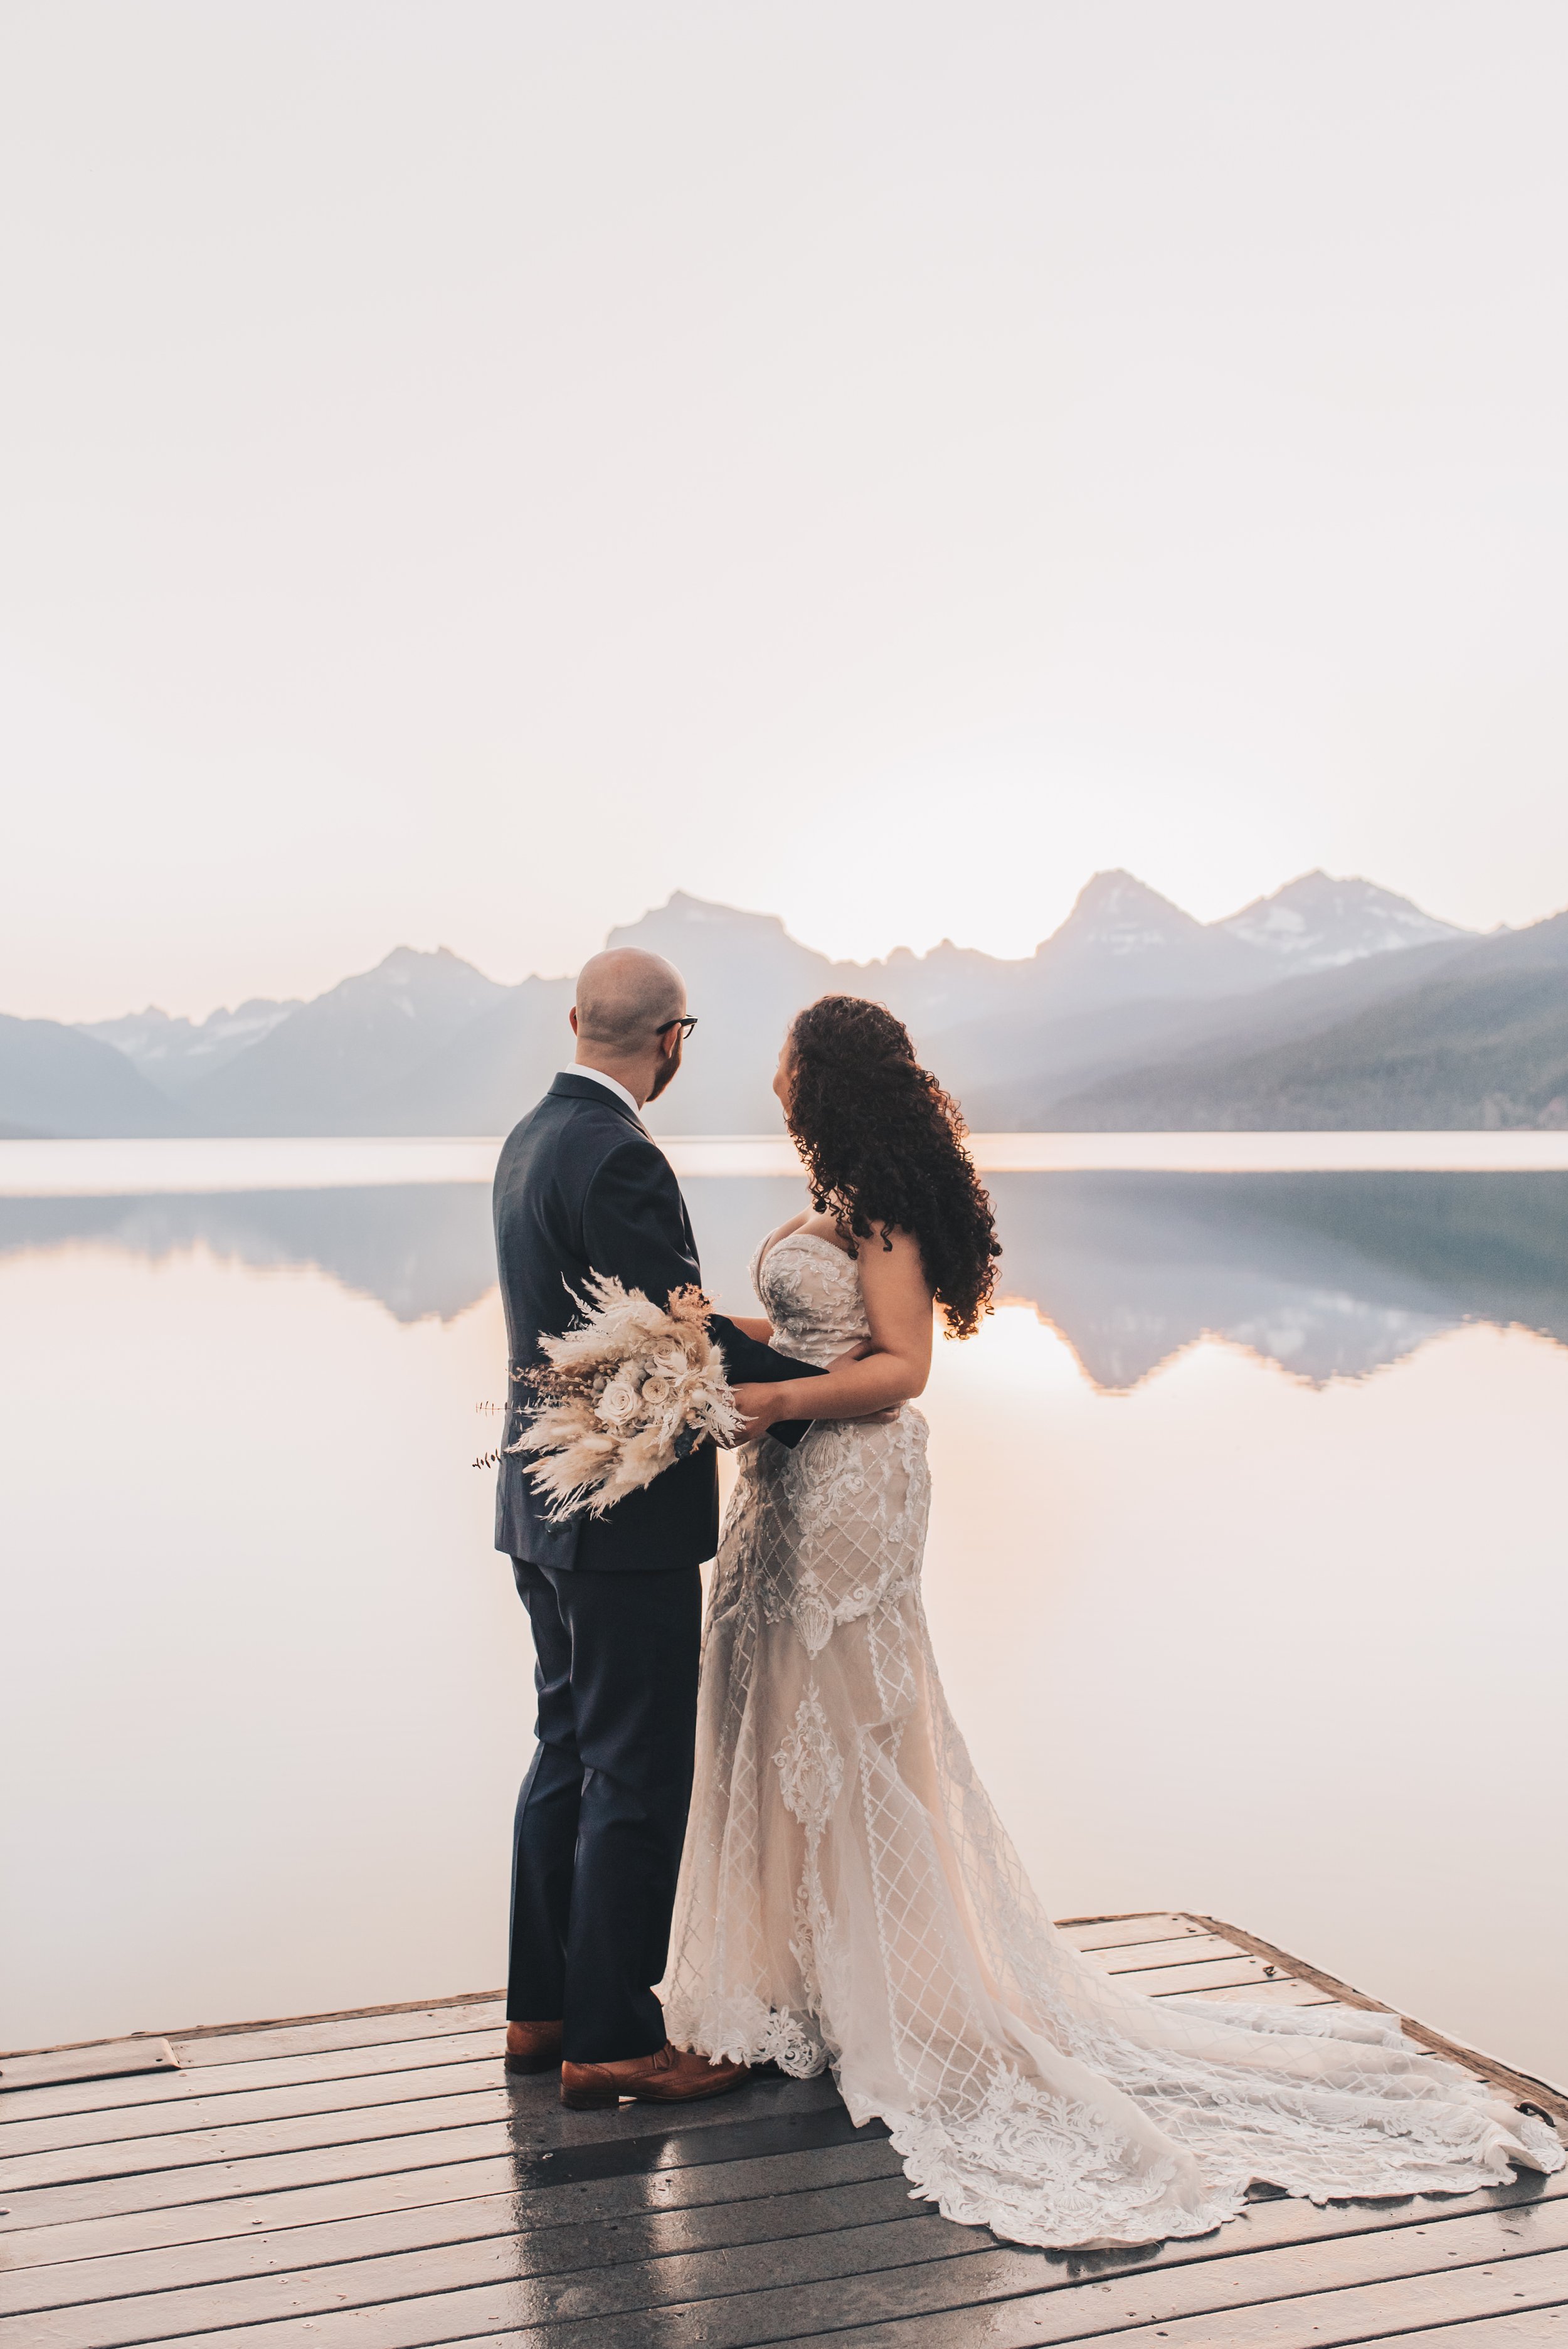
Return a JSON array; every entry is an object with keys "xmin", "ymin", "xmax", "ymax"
[{"xmin": 559, "ymin": 1064, "xmax": 643, "ymax": 1119}]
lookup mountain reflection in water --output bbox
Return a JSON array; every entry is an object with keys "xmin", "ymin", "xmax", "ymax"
[
  {"xmin": 988, "ymin": 1172, "xmax": 1568, "ymax": 1387},
  {"xmin": 3, "ymin": 1170, "xmax": 1565, "ymax": 1390}
]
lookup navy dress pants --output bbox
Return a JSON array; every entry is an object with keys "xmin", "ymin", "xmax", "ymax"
[{"xmin": 507, "ymin": 1554, "xmax": 702, "ymax": 2062}]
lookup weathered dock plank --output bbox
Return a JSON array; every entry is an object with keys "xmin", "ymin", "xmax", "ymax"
[
  {"xmin": 1171, "ymin": 1976, "xmax": 1333, "ymax": 2007},
  {"xmin": 1054, "ymin": 1916, "xmax": 1207, "ymax": 1953},
  {"xmin": 0, "ymin": 2025, "xmax": 508, "ymax": 2126},
  {"xmin": 1089, "ymin": 1953, "xmax": 1286, "ymax": 1996},
  {"xmin": 1087, "ymin": 1933, "xmax": 1249, "ymax": 1973},
  {"xmin": 0, "ymin": 2040, "xmax": 177, "ymax": 2092},
  {"xmin": 0, "ymin": 2052, "xmax": 513, "ymax": 2158},
  {"xmin": 0, "ymin": 2161, "xmax": 923, "ymax": 2315},
  {"xmin": 4, "ymin": 2187, "xmax": 961, "ymax": 2345},
  {"xmin": 0, "ymin": 2066, "xmax": 848, "ymax": 2194},
  {"xmin": 0, "ymin": 2096, "xmax": 882, "ymax": 2237},
  {"xmin": 2, "ymin": 1913, "xmax": 1561, "ymax": 2349},
  {"xmin": 0, "ymin": 2136, "xmax": 905, "ymax": 2275},
  {"xmin": 160, "ymin": 1998, "xmax": 508, "ymax": 2072},
  {"xmin": 0, "ymin": 2088, "xmax": 873, "ymax": 2236},
  {"xmin": 63, "ymin": 2229, "xmax": 1568, "ymax": 2349}
]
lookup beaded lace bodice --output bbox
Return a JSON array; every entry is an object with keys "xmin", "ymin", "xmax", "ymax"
[
  {"xmin": 718, "ymin": 1227, "xmax": 930, "ymax": 1658},
  {"xmin": 662, "ymin": 1226, "xmax": 1562, "ymax": 2250},
  {"xmin": 752, "ymin": 1227, "xmax": 870, "ymax": 1364}
]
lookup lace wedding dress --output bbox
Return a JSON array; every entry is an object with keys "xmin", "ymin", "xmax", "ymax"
[{"xmin": 663, "ymin": 1229, "xmax": 1562, "ymax": 2249}]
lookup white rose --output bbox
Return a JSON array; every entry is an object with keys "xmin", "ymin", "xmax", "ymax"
[{"xmin": 596, "ymin": 1376, "xmax": 642, "ymax": 1429}]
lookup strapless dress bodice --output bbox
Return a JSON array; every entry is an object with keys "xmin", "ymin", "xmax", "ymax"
[{"xmin": 749, "ymin": 1229, "xmax": 871, "ymax": 1367}]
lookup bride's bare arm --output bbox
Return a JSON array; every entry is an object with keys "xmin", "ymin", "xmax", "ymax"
[{"xmin": 729, "ymin": 1226, "xmax": 933, "ymax": 1437}]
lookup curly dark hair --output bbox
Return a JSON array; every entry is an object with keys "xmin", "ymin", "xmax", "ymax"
[{"xmin": 783, "ymin": 995, "xmax": 1001, "ymax": 1338}]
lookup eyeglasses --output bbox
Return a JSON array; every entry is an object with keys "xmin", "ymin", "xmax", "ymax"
[{"xmin": 655, "ymin": 1015, "xmax": 699, "ymax": 1041}]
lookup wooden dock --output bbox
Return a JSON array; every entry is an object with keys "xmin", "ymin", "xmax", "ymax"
[{"xmin": 3, "ymin": 1912, "xmax": 1564, "ymax": 2348}]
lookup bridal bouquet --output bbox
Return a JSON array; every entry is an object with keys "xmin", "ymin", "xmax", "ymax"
[{"xmin": 508, "ymin": 1275, "xmax": 744, "ymax": 1517}]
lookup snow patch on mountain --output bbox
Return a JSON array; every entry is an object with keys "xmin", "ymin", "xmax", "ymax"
[
  {"xmin": 79, "ymin": 999, "xmax": 302, "ymax": 1098},
  {"xmin": 1218, "ymin": 872, "xmax": 1471, "ymax": 973}
]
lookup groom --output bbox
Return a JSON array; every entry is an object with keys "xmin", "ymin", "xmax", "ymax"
[{"xmin": 493, "ymin": 945, "xmax": 811, "ymax": 2109}]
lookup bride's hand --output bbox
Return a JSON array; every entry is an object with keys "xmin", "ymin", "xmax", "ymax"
[{"xmin": 726, "ymin": 1382, "xmax": 781, "ymax": 1443}]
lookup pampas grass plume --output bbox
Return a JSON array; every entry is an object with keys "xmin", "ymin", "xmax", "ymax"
[{"xmin": 507, "ymin": 1276, "xmax": 743, "ymax": 1517}]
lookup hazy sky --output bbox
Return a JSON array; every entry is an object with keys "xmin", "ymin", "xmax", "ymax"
[{"xmin": 4, "ymin": 1, "xmax": 1567, "ymax": 1021}]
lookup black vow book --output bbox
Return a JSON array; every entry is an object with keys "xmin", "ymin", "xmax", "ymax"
[{"xmin": 706, "ymin": 1313, "xmax": 826, "ymax": 1450}]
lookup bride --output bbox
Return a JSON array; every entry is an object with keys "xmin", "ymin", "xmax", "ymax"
[{"xmin": 662, "ymin": 992, "xmax": 1562, "ymax": 2251}]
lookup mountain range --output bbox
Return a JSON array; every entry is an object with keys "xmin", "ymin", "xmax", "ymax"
[{"xmin": 4, "ymin": 869, "xmax": 1565, "ymax": 1135}]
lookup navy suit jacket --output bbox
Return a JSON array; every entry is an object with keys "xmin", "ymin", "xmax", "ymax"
[{"xmin": 492, "ymin": 1072, "xmax": 820, "ymax": 1572}]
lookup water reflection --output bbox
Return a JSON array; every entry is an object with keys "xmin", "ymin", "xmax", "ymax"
[
  {"xmin": 0, "ymin": 1187, "xmax": 502, "ymax": 1326},
  {"xmin": 4, "ymin": 1163, "xmax": 1564, "ymax": 2082},
  {"xmin": 988, "ymin": 1172, "xmax": 1568, "ymax": 1387},
  {"xmin": 4, "ymin": 1170, "xmax": 1565, "ymax": 1387}
]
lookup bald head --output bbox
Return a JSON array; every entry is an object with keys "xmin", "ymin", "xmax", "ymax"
[{"xmin": 573, "ymin": 948, "xmax": 686, "ymax": 1056}]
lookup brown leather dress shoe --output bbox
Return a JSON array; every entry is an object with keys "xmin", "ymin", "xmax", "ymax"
[
  {"xmin": 504, "ymin": 2019, "xmax": 564, "ymax": 2076},
  {"xmin": 560, "ymin": 2040, "xmax": 750, "ymax": 2111}
]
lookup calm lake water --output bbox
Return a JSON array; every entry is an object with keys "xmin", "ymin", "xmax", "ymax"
[{"xmin": 3, "ymin": 1139, "xmax": 1565, "ymax": 2091}]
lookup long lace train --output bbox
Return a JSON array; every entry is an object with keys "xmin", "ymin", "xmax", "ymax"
[{"xmin": 662, "ymin": 1231, "xmax": 1562, "ymax": 2250}]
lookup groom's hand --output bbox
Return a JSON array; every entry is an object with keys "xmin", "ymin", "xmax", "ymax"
[{"xmin": 829, "ymin": 1339, "xmax": 898, "ymax": 1423}]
